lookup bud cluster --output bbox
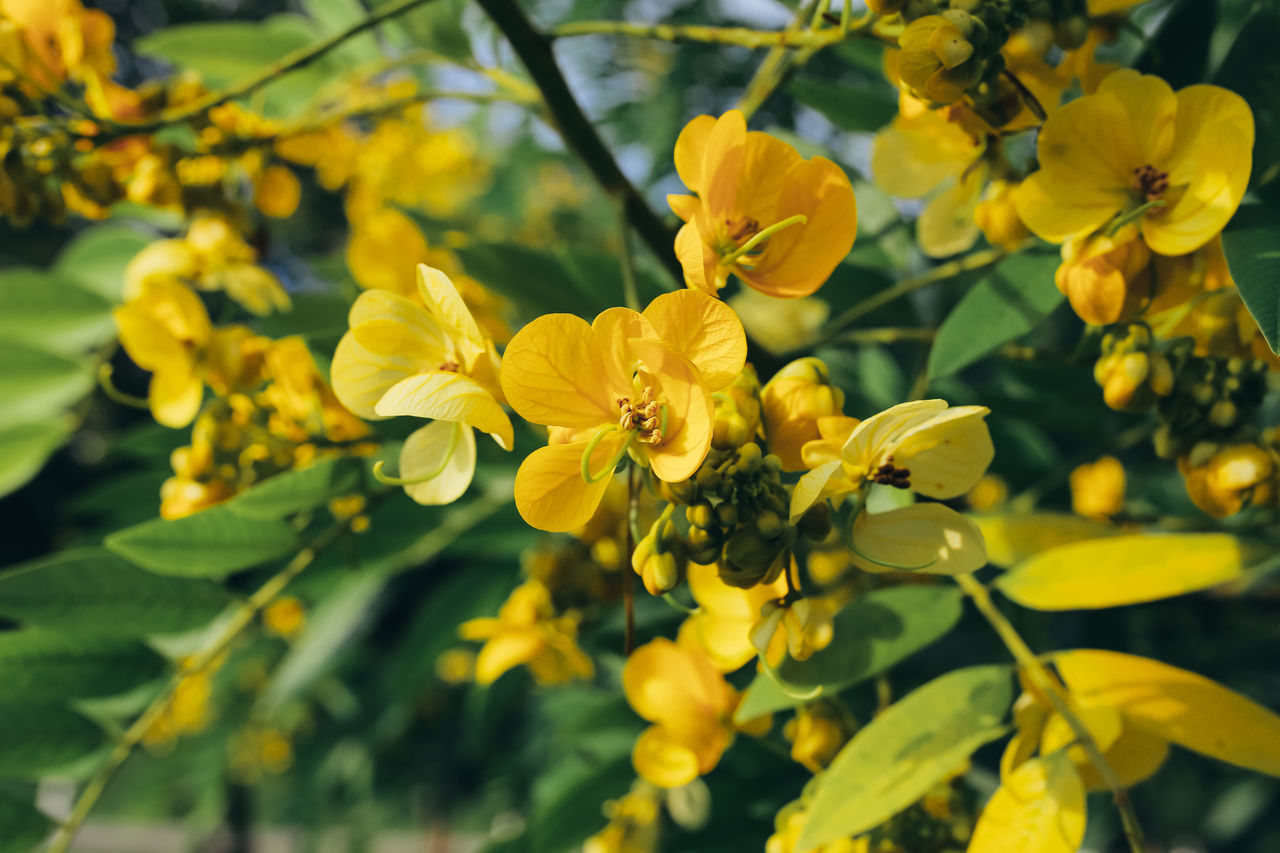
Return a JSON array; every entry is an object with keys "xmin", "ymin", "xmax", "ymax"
[
  {"xmin": 1152, "ymin": 348, "xmax": 1269, "ymax": 461},
  {"xmin": 1093, "ymin": 324, "xmax": 1174, "ymax": 413}
]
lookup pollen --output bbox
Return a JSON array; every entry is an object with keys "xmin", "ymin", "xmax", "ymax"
[
  {"xmin": 617, "ymin": 386, "xmax": 666, "ymax": 446},
  {"xmin": 872, "ymin": 457, "xmax": 912, "ymax": 489},
  {"xmin": 1131, "ymin": 164, "xmax": 1169, "ymax": 203}
]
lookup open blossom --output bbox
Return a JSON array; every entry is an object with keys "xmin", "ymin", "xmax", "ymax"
[
  {"xmin": 1014, "ymin": 70, "xmax": 1253, "ymax": 256},
  {"xmin": 668, "ymin": 110, "xmax": 856, "ymax": 298},
  {"xmin": 330, "ymin": 264, "xmax": 512, "ymax": 505},
  {"xmin": 500, "ymin": 289, "xmax": 746, "ymax": 532},
  {"xmin": 458, "ymin": 580, "xmax": 593, "ymax": 686},
  {"xmin": 791, "ymin": 400, "xmax": 992, "ymax": 575}
]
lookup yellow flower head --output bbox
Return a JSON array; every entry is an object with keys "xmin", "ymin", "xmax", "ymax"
[
  {"xmin": 458, "ymin": 579, "xmax": 593, "ymax": 686},
  {"xmin": 761, "ymin": 358, "xmax": 847, "ymax": 472},
  {"xmin": 1055, "ymin": 224, "xmax": 1152, "ymax": 326},
  {"xmin": 331, "ymin": 264, "xmax": 513, "ymax": 505},
  {"xmin": 0, "ymin": 0, "xmax": 115, "ymax": 89},
  {"xmin": 500, "ymin": 289, "xmax": 746, "ymax": 532},
  {"xmin": 623, "ymin": 636, "xmax": 739, "ymax": 788},
  {"xmin": 791, "ymin": 400, "xmax": 992, "ymax": 575},
  {"xmin": 668, "ymin": 110, "xmax": 857, "ymax": 298},
  {"xmin": 1069, "ymin": 455, "xmax": 1126, "ymax": 520},
  {"xmin": 1179, "ymin": 443, "xmax": 1276, "ymax": 518},
  {"xmin": 679, "ymin": 560, "xmax": 787, "ymax": 672},
  {"xmin": 114, "ymin": 278, "xmax": 213, "ymax": 428},
  {"xmin": 1014, "ymin": 70, "xmax": 1254, "ymax": 256}
]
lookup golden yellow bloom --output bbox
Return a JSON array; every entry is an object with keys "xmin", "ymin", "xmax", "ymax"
[
  {"xmin": 761, "ymin": 358, "xmax": 846, "ymax": 472},
  {"xmin": 623, "ymin": 636, "xmax": 740, "ymax": 788},
  {"xmin": 792, "ymin": 399, "xmax": 992, "ymax": 575},
  {"xmin": 974, "ymin": 180, "xmax": 1029, "ymax": 251},
  {"xmin": 114, "ymin": 279, "xmax": 213, "ymax": 428},
  {"xmin": 783, "ymin": 703, "xmax": 851, "ymax": 774},
  {"xmin": 458, "ymin": 580, "xmax": 593, "ymax": 686},
  {"xmin": 1054, "ymin": 224, "xmax": 1151, "ymax": 325},
  {"xmin": 1014, "ymin": 70, "xmax": 1254, "ymax": 256},
  {"xmin": 0, "ymin": 0, "xmax": 115, "ymax": 89},
  {"xmin": 583, "ymin": 782, "xmax": 663, "ymax": 853},
  {"xmin": 669, "ymin": 110, "xmax": 856, "ymax": 298},
  {"xmin": 331, "ymin": 264, "xmax": 512, "ymax": 505},
  {"xmin": 750, "ymin": 592, "xmax": 835, "ymax": 666},
  {"xmin": 500, "ymin": 289, "xmax": 746, "ymax": 532},
  {"xmin": 679, "ymin": 560, "xmax": 787, "ymax": 672},
  {"xmin": 263, "ymin": 596, "xmax": 306, "ymax": 639},
  {"xmin": 1069, "ymin": 456, "xmax": 1126, "ymax": 520},
  {"xmin": 1179, "ymin": 443, "xmax": 1276, "ymax": 518}
]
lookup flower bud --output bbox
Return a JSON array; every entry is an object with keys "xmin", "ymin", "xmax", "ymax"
[
  {"xmin": 898, "ymin": 15, "xmax": 984, "ymax": 103},
  {"xmin": 1069, "ymin": 455, "xmax": 1125, "ymax": 520},
  {"xmin": 783, "ymin": 704, "xmax": 853, "ymax": 774},
  {"xmin": 761, "ymin": 358, "xmax": 846, "ymax": 471},
  {"xmin": 1055, "ymin": 226, "xmax": 1151, "ymax": 326},
  {"xmin": 1179, "ymin": 443, "xmax": 1276, "ymax": 518},
  {"xmin": 974, "ymin": 180, "xmax": 1028, "ymax": 250}
]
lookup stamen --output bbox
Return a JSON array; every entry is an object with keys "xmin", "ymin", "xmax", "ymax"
[
  {"xmin": 721, "ymin": 214, "xmax": 808, "ymax": 267},
  {"xmin": 1131, "ymin": 164, "xmax": 1169, "ymax": 202}
]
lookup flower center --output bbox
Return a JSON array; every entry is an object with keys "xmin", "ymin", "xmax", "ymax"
[
  {"xmin": 1131, "ymin": 165, "xmax": 1169, "ymax": 203},
  {"xmin": 617, "ymin": 386, "xmax": 665, "ymax": 446},
  {"xmin": 872, "ymin": 458, "xmax": 912, "ymax": 489},
  {"xmin": 438, "ymin": 360, "xmax": 460, "ymax": 372}
]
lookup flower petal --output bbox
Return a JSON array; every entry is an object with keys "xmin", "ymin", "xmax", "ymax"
[
  {"xmin": 968, "ymin": 752, "xmax": 1086, "ymax": 853},
  {"xmin": 674, "ymin": 114, "xmax": 717, "ymax": 192},
  {"xmin": 416, "ymin": 264, "xmax": 486, "ymax": 363},
  {"xmin": 675, "ymin": 220, "xmax": 718, "ymax": 294},
  {"xmin": 375, "ymin": 371, "xmax": 514, "ymax": 450},
  {"xmin": 330, "ymin": 331, "xmax": 418, "ymax": 420},
  {"xmin": 630, "ymin": 338, "xmax": 714, "ymax": 483},
  {"xmin": 1013, "ymin": 171, "xmax": 1124, "ymax": 245},
  {"xmin": 398, "ymin": 421, "xmax": 477, "ymax": 505},
  {"xmin": 592, "ymin": 306, "xmax": 656, "ymax": 393},
  {"xmin": 474, "ymin": 628, "xmax": 544, "ymax": 685},
  {"xmin": 917, "ymin": 170, "xmax": 984, "ymax": 259},
  {"xmin": 789, "ymin": 460, "xmax": 845, "ymax": 521},
  {"xmin": 702, "ymin": 111, "xmax": 748, "ymax": 220},
  {"xmin": 513, "ymin": 434, "xmax": 625, "ymax": 532},
  {"xmin": 633, "ymin": 726, "xmax": 701, "ymax": 789},
  {"xmin": 149, "ymin": 368, "xmax": 203, "ymax": 429},
  {"xmin": 1096, "ymin": 70, "xmax": 1177, "ymax": 168},
  {"xmin": 843, "ymin": 399, "xmax": 949, "ymax": 470},
  {"xmin": 500, "ymin": 313, "xmax": 618, "ymax": 431},
  {"xmin": 114, "ymin": 303, "xmax": 186, "ymax": 370},
  {"xmin": 889, "ymin": 404, "xmax": 993, "ymax": 498},
  {"xmin": 1143, "ymin": 123, "xmax": 1251, "ymax": 256},
  {"xmin": 1035, "ymin": 90, "xmax": 1140, "ymax": 192},
  {"xmin": 642, "ymin": 289, "xmax": 747, "ymax": 389},
  {"xmin": 849, "ymin": 502, "xmax": 988, "ymax": 575}
]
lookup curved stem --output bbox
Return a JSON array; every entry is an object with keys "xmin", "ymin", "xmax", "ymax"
[
  {"xmin": 371, "ymin": 422, "xmax": 462, "ymax": 486},
  {"xmin": 581, "ymin": 425, "xmax": 633, "ymax": 483},
  {"xmin": 722, "ymin": 214, "xmax": 808, "ymax": 266},
  {"xmin": 96, "ymin": 364, "xmax": 151, "ymax": 410},
  {"xmin": 954, "ymin": 573, "xmax": 1147, "ymax": 853}
]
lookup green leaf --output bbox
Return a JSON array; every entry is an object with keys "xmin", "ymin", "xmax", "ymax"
[
  {"xmin": 227, "ymin": 457, "xmax": 363, "ymax": 520},
  {"xmin": 0, "ymin": 548, "xmax": 231, "ymax": 636},
  {"xmin": 53, "ymin": 222, "xmax": 152, "ymax": 301},
  {"xmin": 300, "ymin": 0, "xmax": 382, "ymax": 65},
  {"xmin": 453, "ymin": 242, "xmax": 609, "ymax": 318},
  {"xmin": 0, "ymin": 630, "xmax": 165, "ymax": 701},
  {"xmin": 0, "ymin": 268, "xmax": 116, "ymax": 354},
  {"xmin": 736, "ymin": 586, "xmax": 964, "ymax": 720},
  {"xmin": 1221, "ymin": 204, "xmax": 1280, "ymax": 353},
  {"xmin": 135, "ymin": 15, "xmax": 349, "ymax": 118},
  {"xmin": 105, "ymin": 506, "xmax": 299, "ymax": 578},
  {"xmin": 0, "ymin": 792, "xmax": 53, "ymax": 853},
  {"xmin": 796, "ymin": 665, "xmax": 1013, "ymax": 850},
  {"xmin": 0, "ymin": 341, "xmax": 94, "ymax": 426},
  {"xmin": 1135, "ymin": 0, "xmax": 1217, "ymax": 88},
  {"xmin": 0, "ymin": 704, "xmax": 107, "ymax": 777},
  {"xmin": 927, "ymin": 252, "xmax": 1063, "ymax": 380},
  {"xmin": 0, "ymin": 417, "xmax": 73, "ymax": 499},
  {"xmin": 1213, "ymin": 10, "xmax": 1280, "ymax": 190},
  {"xmin": 789, "ymin": 76, "xmax": 897, "ymax": 134}
]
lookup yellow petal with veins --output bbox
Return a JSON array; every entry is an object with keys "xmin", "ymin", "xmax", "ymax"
[
  {"xmin": 513, "ymin": 433, "xmax": 625, "ymax": 532},
  {"xmin": 849, "ymin": 502, "xmax": 987, "ymax": 575},
  {"xmin": 642, "ymin": 289, "xmax": 747, "ymax": 390},
  {"xmin": 399, "ymin": 421, "xmax": 476, "ymax": 505},
  {"xmin": 968, "ymin": 752, "xmax": 1086, "ymax": 853},
  {"xmin": 375, "ymin": 371, "xmax": 514, "ymax": 450},
  {"xmin": 501, "ymin": 312, "xmax": 619, "ymax": 431}
]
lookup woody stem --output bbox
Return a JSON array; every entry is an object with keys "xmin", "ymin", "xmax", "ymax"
[{"xmin": 953, "ymin": 573, "xmax": 1147, "ymax": 853}]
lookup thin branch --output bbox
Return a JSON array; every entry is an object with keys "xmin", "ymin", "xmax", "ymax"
[
  {"xmin": 474, "ymin": 0, "xmax": 684, "ymax": 285},
  {"xmin": 552, "ymin": 19, "xmax": 870, "ymax": 50}
]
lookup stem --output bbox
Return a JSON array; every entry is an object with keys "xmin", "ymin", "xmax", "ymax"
[
  {"xmin": 47, "ymin": 521, "xmax": 352, "ymax": 853},
  {"xmin": 475, "ymin": 0, "xmax": 683, "ymax": 286},
  {"xmin": 581, "ymin": 425, "xmax": 633, "ymax": 483},
  {"xmin": 816, "ymin": 247, "xmax": 1010, "ymax": 346},
  {"xmin": 722, "ymin": 214, "xmax": 807, "ymax": 266},
  {"xmin": 954, "ymin": 573, "xmax": 1147, "ymax": 853},
  {"xmin": 552, "ymin": 20, "xmax": 866, "ymax": 49},
  {"xmin": 371, "ymin": 422, "xmax": 462, "ymax": 486},
  {"xmin": 95, "ymin": 0, "xmax": 440, "ymax": 137}
]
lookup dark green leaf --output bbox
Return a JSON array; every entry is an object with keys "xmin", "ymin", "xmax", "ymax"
[
  {"xmin": 789, "ymin": 76, "xmax": 897, "ymax": 134},
  {"xmin": 0, "ymin": 704, "xmax": 107, "ymax": 777},
  {"xmin": 0, "ymin": 630, "xmax": 165, "ymax": 701},
  {"xmin": 0, "ymin": 792, "xmax": 53, "ymax": 853},
  {"xmin": 1136, "ymin": 0, "xmax": 1217, "ymax": 88},
  {"xmin": 0, "ymin": 548, "xmax": 232, "ymax": 636},
  {"xmin": 927, "ymin": 252, "xmax": 1063, "ymax": 380},
  {"xmin": 735, "ymin": 586, "xmax": 964, "ymax": 720},
  {"xmin": 227, "ymin": 457, "xmax": 363, "ymax": 520},
  {"xmin": 453, "ymin": 242, "xmax": 607, "ymax": 318},
  {"xmin": 0, "ymin": 417, "xmax": 73, "ymax": 499},
  {"xmin": 797, "ymin": 665, "xmax": 1013, "ymax": 850},
  {"xmin": 1221, "ymin": 205, "xmax": 1280, "ymax": 353},
  {"xmin": 1213, "ymin": 10, "xmax": 1280, "ymax": 190},
  {"xmin": 0, "ymin": 341, "xmax": 94, "ymax": 426},
  {"xmin": 105, "ymin": 506, "xmax": 299, "ymax": 578}
]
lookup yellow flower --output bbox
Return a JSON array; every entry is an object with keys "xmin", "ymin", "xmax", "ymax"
[
  {"xmin": 767, "ymin": 800, "xmax": 868, "ymax": 853},
  {"xmin": 114, "ymin": 279, "xmax": 213, "ymax": 428},
  {"xmin": 583, "ymin": 782, "xmax": 663, "ymax": 853},
  {"xmin": 679, "ymin": 560, "xmax": 787, "ymax": 672},
  {"xmin": 331, "ymin": 264, "xmax": 512, "ymax": 505},
  {"xmin": 458, "ymin": 580, "xmax": 593, "ymax": 686},
  {"xmin": 260, "ymin": 336, "xmax": 369, "ymax": 443},
  {"xmin": 623, "ymin": 636, "xmax": 739, "ymax": 788},
  {"xmin": 966, "ymin": 473, "xmax": 1008, "ymax": 511},
  {"xmin": 0, "ymin": 0, "xmax": 115, "ymax": 89},
  {"xmin": 897, "ymin": 14, "xmax": 982, "ymax": 104},
  {"xmin": 783, "ymin": 703, "xmax": 851, "ymax": 774},
  {"xmin": 500, "ymin": 289, "xmax": 746, "ymax": 532},
  {"xmin": 974, "ymin": 180, "xmax": 1029, "ymax": 251},
  {"xmin": 263, "ymin": 596, "xmax": 307, "ymax": 639},
  {"xmin": 253, "ymin": 164, "xmax": 301, "ymax": 219},
  {"xmin": 1054, "ymin": 224, "xmax": 1151, "ymax": 325},
  {"xmin": 1069, "ymin": 455, "xmax": 1126, "ymax": 520},
  {"xmin": 669, "ymin": 110, "xmax": 857, "ymax": 298},
  {"xmin": 1014, "ymin": 70, "xmax": 1254, "ymax": 256},
  {"xmin": 761, "ymin": 358, "xmax": 847, "ymax": 472},
  {"xmin": 791, "ymin": 400, "xmax": 992, "ymax": 574},
  {"xmin": 1179, "ymin": 443, "xmax": 1276, "ymax": 518}
]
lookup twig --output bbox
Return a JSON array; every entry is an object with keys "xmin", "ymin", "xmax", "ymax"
[{"xmin": 954, "ymin": 573, "xmax": 1147, "ymax": 853}]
